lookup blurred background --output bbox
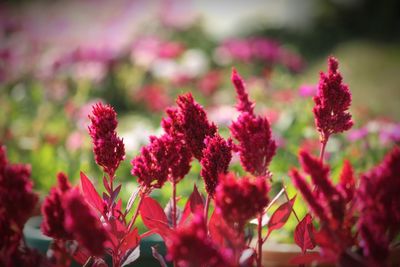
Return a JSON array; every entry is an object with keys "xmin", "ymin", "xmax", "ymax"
[{"xmin": 1, "ymin": 0, "xmax": 400, "ymax": 239}]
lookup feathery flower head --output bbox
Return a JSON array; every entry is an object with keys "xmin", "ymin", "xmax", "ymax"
[
  {"xmin": 0, "ymin": 160, "xmax": 38, "ymax": 229},
  {"xmin": 88, "ymin": 102, "xmax": 125, "ymax": 177},
  {"xmin": 231, "ymin": 68, "xmax": 254, "ymax": 114},
  {"xmin": 131, "ymin": 134, "xmax": 192, "ymax": 188},
  {"xmin": 230, "ymin": 70, "xmax": 276, "ymax": 176},
  {"xmin": 200, "ymin": 134, "xmax": 232, "ymax": 196},
  {"xmin": 357, "ymin": 147, "xmax": 400, "ymax": 265},
  {"xmin": 41, "ymin": 172, "xmax": 73, "ymax": 240},
  {"xmin": 166, "ymin": 212, "xmax": 231, "ymax": 267},
  {"xmin": 338, "ymin": 160, "xmax": 355, "ymax": 202},
  {"xmin": 131, "ymin": 135, "xmax": 169, "ymax": 189},
  {"xmin": 63, "ymin": 189, "xmax": 108, "ymax": 256},
  {"xmin": 231, "ymin": 112, "xmax": 276, "ymax": 177},
  {"xmin": 214, "ymin": 173, "xmax": 269, "ymax": 228},
  {"xmin": 313, "ymin": 57, "xmax": 353, "ymax": 143},
  {"xmin": 175, "ymin": 93, "xmax": 217, "ymax": 160}
]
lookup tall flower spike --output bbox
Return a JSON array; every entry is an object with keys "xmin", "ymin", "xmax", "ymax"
[
  {"xmin": 41, "ymin": 172, "xmax": 73, "ymax": 240},
  {"xmin": 231, "ymin": 68, "xmax": 254, "ymax": 114},
  {"xmin": 175, "ymin": 93, "xmax": 217, "ymax": 160},
  {"xmin": 63, "ymin": 189, "xmax": 108, "ymax": 256},
  {"xmin": 230, "ymin": 70, "xmax": 276, "ymax": 176},
  {"xmin": 88, "ymin": 102, "xmax": 125, "ymax": 177},
  {"xmin": 214, "ymin": 173, "xmax": 269, "ymax": 229},
  {"xmin": 357, "ymin": 147, "xmax": 400, "ymax": 266},
  {"xmin": 200, "ymin": 135, "xmax": 232, "ymax": 196},
  {"xmin": 313, "ymin": 57, "xmax": 353, "ymax": 143}
]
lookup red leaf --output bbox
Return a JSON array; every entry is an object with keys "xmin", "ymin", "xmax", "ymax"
[
  {"xmin": 80, "ymin": 172, "xmax": 104, "ymax": 213},
  {"xmin": 120, "ymin": 228, "xmax": 140, "ymax": 255},
  {"xmin": 267, "ymin": 195, "xmax": 296, "ymax": 235},
  {"xmin": 140, "ymin": 196, "xmax": 170, "ymax": 236},
  {"xmin": 189, "ymin": 185, "xmax": 204, "ymax": 213},
  {"xmin": 180, "ymin": 185, "xmax": 204, "ymax": 226},
  {"xmin": 294, "ymin": 213, "xmax": 316, "ymax": 253}
]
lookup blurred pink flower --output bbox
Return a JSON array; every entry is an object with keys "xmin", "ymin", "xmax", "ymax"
[{"xmin": 298, "ymin": 84, "xmax": 317, "ymax": 97}]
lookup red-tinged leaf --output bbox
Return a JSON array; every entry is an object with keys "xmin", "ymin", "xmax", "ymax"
[
  {"xmin": 125, "ymin": 187, "xmax": 140, "ymax": 215},
  {"xmin": 80, "ymin": 172, "xmax": 104, "ymax": 213},
  {"xmin": 140, "ymin": 196, "xmax": 169, "ymax": 233},
  {"xmin": 110, "ymin": 184, "xmax": 122, "ymax": 204},
  {"xmin": 121, "ymin": 246, "xmax": 140, "ymax": 267},
  {"xmin": 294, "ymin": 214, "xmax": 316, "ymax": 253},
  {"xmin": 103, "ymin": 176, "xmax": 111, "ymax": 194},
  {"xmin": 267, "ymin": 195, "xmax": 296, "ymax": 235},
  {"xmin": 180, "ymin": 199, "xmax": 191, "ymax": 226},
  {"xmin": 189, "ymin": 185, "xmax": 204, "ymax": 213},
  {"xmin": 152, "ymin": 246, "xmax": 168, "ymax": 267},
  {"xmin": 289, "ymin": 252, "xmax": 324, "ymax": 265},
  {"xmin": 120, "ymin": 228, "xmax": 140, "ymax": 255}
]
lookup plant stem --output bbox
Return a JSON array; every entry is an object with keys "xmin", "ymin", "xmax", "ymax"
[
  {"xmin": 128, "ymin": 192, "xmax": 144, "ymax": 232},
  {"xmin": 257, "ymin": 214, "xmax": 263, "ymax": 267},
  {"xmin": 172, "ymin": 181, "xmax": 177, "ymax": 229},
  {"xmin": 204, "ymin": 194, "xmax": 211, "ymax": 225},
  {"xmin": 319, "ymin": 138, "xmax": 328, "ymax": 162}
]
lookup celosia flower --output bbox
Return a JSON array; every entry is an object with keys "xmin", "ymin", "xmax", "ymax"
[
  {"xmin": 131, "ymin": 134, "xmax": 192, "ymax": 188},
  {"xmin": 337, "ymin": 160, "xmax": 355, "ymax": 202},
  {"xmin": 313, "ymin": 57, "xmax": 353, "ymax": 143},
  {"xmin": 0, "ymin": 145, "xmax": 39, "ymax": 264},
  {"xmin": 63, "ymin": 189, "xmax": 108, "ymax": 256},
  {"xmin": 41, "ymin": 172, "xmax": 73, "ymax": 240},
  {"xmin": 357, "ymin": 147, "xmax": 400, "ymax": 266},
  {"xmin": 166, "ymin": 212, "xmax": 231, "ymax": 267},
  {"xmin": 0, "ymin": 147, "xmax": 38, "ymax": 229},
  {"xmin": 88, "ymin": 102, "xmax": 125, "ymax": 177},
  {"xmin": 231, "ymin": 68, "xmax": 254, "ymax": 114},
  {"xmin": 175, "ymin": 93, "xmax": 217, "ymax": 160},
  {"xmin": 214, "ymin": 173, "xmax": 269, "ymax": 229},
  {"xmin": 200, "ymin": 135, "xmax": 232, "ymax": 196},
  {"xmin": 230, "ymin": 69, "xmax": 276, "ymax": 176}
]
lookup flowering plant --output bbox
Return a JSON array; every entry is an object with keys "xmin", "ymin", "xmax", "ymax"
[{"xmin": 1, "ymin": 57, "xmax": 399, "ymax": 267}]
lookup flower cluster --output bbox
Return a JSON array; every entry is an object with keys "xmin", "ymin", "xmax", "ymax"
[
  {"xmin": 41, "ymin": 172, "xmax": 73, "ymax": 240},
  {"xmin": 200, "ymin": 134, "xmax": 232, "ymax": 196},
  {"xmin": 131, "ymin": 133, "xmax": 192, "ymax": 188},
  {"xmin": 41, "ymin": 173, "xmax": 108, "ymax": 257},
  {"xmin": 214, "ymin": 173, "xmax": 269, "ymax": 229},
  {"xmin": 230, "ymin": 69, "xmax": 276, "ymax": 176},
  {"xmin": 357, "ymin": 147, "xmax": 400, "ymax": 266},
  {"xmin": 173, "ymin": 93, "xmax": 217, "ymax": 160},
  {"xmin": 88, "ymin": 102, "xmax": 125, "ymax": 177},
  {"xmin": 0, "ymin": 145, "xmax": 40, "ymax": 266},
  {"xmin": 313, "ymin": 57, "xmax": 353, "ymax": 143},
  {"xmin": 166, "ymin": 212, "xmax": 231, "ymax": 267}
]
